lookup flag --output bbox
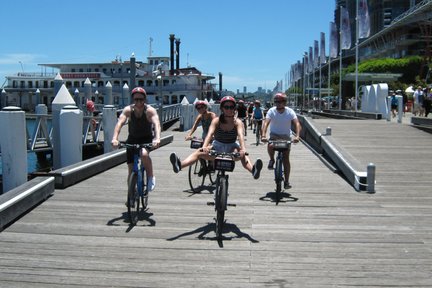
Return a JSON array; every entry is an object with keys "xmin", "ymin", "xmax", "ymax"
[
  {"xmin": 341, "ymin": 6, "xmax": 351, "ymax": 49},
  {"xmin": 359, "ymin": 0, "xmax": 370, "ymax": 38},
  {"xmin": 320, "ymin": 32, "xmax": 326, "ymax": 64},
  {"xmin": 329, "ymin": 21, "xmax": 338, "ymax": 58},
  {"xmin": 314, "ymin": 40, "xmax": 319, "ymax": 68}
]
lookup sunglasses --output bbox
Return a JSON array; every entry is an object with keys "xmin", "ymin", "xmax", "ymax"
[
  {"xmin": 196, "ymin": 106, "xmax": 206, "ymax": 110},
  {"xmin": 223, "ymin": 105, "xmax": 236, "ymax": 110},
  {"xmin": 274, "ymin": 101, "xmax": 285, "ymax": 104},
  {"xmin": 134, "ymin": 98, "xmax": 145, "ymax": 102}
]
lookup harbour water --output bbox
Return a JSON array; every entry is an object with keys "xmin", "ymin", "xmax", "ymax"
[{"xmin": 0, "ymin": 118, "xmax": 53, "ymax": 175}]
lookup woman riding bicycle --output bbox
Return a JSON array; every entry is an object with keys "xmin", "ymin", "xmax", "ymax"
[
  {"xmin": 170, "ymin": 96, "xmax": 263, "ymax": 179},
  {"xmin": 185, "ymin": 100, "xmax": 216, "ymax": 141}
]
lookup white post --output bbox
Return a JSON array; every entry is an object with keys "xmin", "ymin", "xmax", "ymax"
[
  {"xmin": 397, "ymin": 96, "xmax": 403, "ymax": 123},
  {"xmin": 105, "ymin": 81, "xmax": 113, "ymax": 105},
  {"xmin": 103, "ymin": 105, "xmax": 117, "ymax": 153},
  {"xmin": 84, "ymin": 78, "xmax": 92, "ymax": 102},
  {"xmin": 0, "ymin": 107, "xmax": 27, "ymax": 192},
  {"xmin": 1, "ymin": 89, "xmax": 6, "ymax": 109},
  {"xmin": 122, "ymin": 83, "xmax": 129, "ymax": 107},
  {"xmin": 59, "ymin": 105, "xmax": 83, "ymax": 167},
  {"xmin": 51, "ymin": 84, "xmax": 76, "ymax": 169},
  {"xmin": 367, "ymin": 163, "xmax": 376, "ymax": 193}
]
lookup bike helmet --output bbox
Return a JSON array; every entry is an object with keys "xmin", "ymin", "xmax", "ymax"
[
  {"xmin": 86, "ymin": 99, "xmax": 95, "ymax": 112},
  {"xmin": 131, "ymin": 87, "xmax": 147, "ymax": 97},
  {"xmin": 254, "ymin": 99, "xmax": 261, "ymax": 105},
  {"xmin": 194, "ymin": 100, "xmax": 208, "ymax": 109},
  {"xmin": 220, "ymin": 96, "xmax": 236, "ymax": 107},
  {"xmin": 274, "ymin": 92, "xmax": 287, "ymax": 102},
  {"xmin": 237, "ymin": 99, "xmax": 245, "ymax": 104}
]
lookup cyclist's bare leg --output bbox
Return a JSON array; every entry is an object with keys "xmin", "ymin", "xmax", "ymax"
[
  {"xmin": 282, "ymin": 150, "xmax": 291, "ymax": 183},
  {"xmin": 267, "ymin": 144, "xmax": 275, "ymax": 162},
  {"xmin": 140, "ymin": 148, "xmax": 153, "ymax": 178},
  {"xmin": 127, "ymin": 163, "xmax": 133, "ymax": 184},
  {"xmin": 240, "ymin": 155, "xmax": 253, "ymax": 173},
  {"xmin": 181, "ymin": 150, "xmax": 210, "ymax": 169}
]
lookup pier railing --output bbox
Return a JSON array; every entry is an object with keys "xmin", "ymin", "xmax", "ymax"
[{"xmin": 22, "ymin": 104, "xmax": 182, "ymax": 153}]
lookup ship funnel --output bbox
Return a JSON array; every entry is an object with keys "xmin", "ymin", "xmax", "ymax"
[{"xmin": 169, "ymin": 34, "xmax": 175, "ymax": 75}]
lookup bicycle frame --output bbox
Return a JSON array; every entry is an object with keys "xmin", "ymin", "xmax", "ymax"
[
  {"xmin": 206, "ymin": 150, "xmax": 240, "ymax": 239},
  {"xmin": 269, "ymin": 140, "xmax": 291, "ymax": 204},
  {"xmin": 120, "ymin": 143, "xmax": 152, "ymax": 225}
]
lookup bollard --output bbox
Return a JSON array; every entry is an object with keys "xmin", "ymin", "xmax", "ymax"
[
  {"xmin": 325, "ymin": 127, "xmax": 332, "ymax": 136},
  {"xmin": 105, "ymin": 81, "xmax": 113, "ymax": 105},
  {"xmin": 59, "ymin": 105, "xmax": 83, "ymax": 167},
  {"xmin": 52, "ymin": 84, "xmax": 76, "ymax": 169},
  {"xmin": 397, "ymin": 96, "xmax": 403, "ymax": 124},
  {"xmin": 103, "ymin": 105, "xmax": 117, "ymax": 153},
  {"xmin": 0, "ymin": 106, "xmax": 28, "ymax": 192},
  {"xmin": 367, "ymin": 163, "xmax": 376, "ymax": 193}
]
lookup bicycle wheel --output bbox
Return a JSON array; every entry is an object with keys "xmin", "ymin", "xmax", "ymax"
[
  {"xmin": 140, "ymin": 168, "xmax": 148, "ymax": 210},
  {"xmin": 215, "ymin": 176, "xmax": 227, "ymax": 238},
  {"xmin": 127, "ymin": 172, "xmax": 140, "ymax": 225},
  {"xmin": 188, "ymin": 159, "xmax": 205, "ymax": 193},
  {"xmin": 255, "ymin": 125, "xmax": 260, "ymax": 145},
  {"xmin": 207, "ymin": 161, "xmax": 216, "ymax": 185},
  {"xmin": 274, "ymin": 156, "xmax": 283, "ymax": 203}
]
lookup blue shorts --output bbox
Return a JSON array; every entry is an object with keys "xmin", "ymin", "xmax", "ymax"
[{"xmin": 211, "ymin": 140, "xmax": 240, "ymax": 153}]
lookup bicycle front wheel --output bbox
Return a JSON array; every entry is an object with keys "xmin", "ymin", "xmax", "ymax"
[
  {"xmin": 140, "ymin": 169, "xmax": 148, "ymax": 210},
  {"xmin": 188, "ymin": 159, "xmax": 206, "ymax": 193},
  {"xmin": 215, "ymin": 176, "xmax": 227, "ymax": 238},
  {"xmin": 274, "ymin": 157, "xmax": 283, "ymax": 203},
  {"xmin": 127, "ymin": 172, "xmax": 140, "ymax": 225}
]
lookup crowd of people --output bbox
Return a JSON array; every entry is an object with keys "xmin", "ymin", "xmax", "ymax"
[{"xmin": 110, "ymin": 87, "xmax": 302, "ymax": 196}]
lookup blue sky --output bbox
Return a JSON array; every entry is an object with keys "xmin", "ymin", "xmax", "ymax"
[{"xmin": 0, "ymin": 0, "xmax": 335, "ymax": 93}]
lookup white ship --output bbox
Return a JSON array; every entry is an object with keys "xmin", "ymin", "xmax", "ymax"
[{"xmin": 1, "ymin": 34, "xmax": 217, "ymax": 111}]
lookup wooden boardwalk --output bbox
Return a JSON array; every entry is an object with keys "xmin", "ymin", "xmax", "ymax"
[{"xmin": 0, "ymin": 116, "xmax": 431, "ymax": 287}]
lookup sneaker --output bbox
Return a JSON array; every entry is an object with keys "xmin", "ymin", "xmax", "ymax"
[
  {"xmin": 148, "ymin": 176, "xmax": 156, "ymax": 191},
  {"xmin": 252, "ymin": 158, "xmax": 263, "ymax": 179},
  {"xmin": 170, "ymin": 153, "xmax": 181, "ymax": 173},
  {"xmin": 267, "ymin": 159, "xmax": 275, "ymax": 169},
  {"xmin": 284, "ymin": 181, "xmax": 292, "ymax": 189}
]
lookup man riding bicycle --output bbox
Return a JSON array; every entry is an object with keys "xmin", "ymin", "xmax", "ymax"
[
  {"xmin": 261, "ymin": 93, "xmax": 301, "ymax": 189},
  {"xmin": 111, "ymin": 87, "xmax": 161, "ymax": 191},
  {"xmin": 236, "ymin": 100, "xmax": 248, "ymax": 135}
]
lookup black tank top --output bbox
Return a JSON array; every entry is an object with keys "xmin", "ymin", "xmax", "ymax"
[{"xmin": 127, "ymin": 105, "xmax": 153, "ymax": 143}]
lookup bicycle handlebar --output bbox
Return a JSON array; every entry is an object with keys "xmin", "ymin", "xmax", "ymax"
[
  {"xmin": 202, "ymin": 149, "xmax": 248, "ymax": 158},
  {"xmin": 119, "ymin": 142, "xmax": 153, "ymax": 150}
]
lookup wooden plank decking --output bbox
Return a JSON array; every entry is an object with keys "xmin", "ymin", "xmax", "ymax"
[{"xmin": 0, "ymin": 116, "xmax": 431, "ymax": 287}]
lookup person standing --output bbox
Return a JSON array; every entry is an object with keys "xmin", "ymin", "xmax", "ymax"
[
  {"xmin": 261, "ymin": 93, "xmax": 301, "ymax": 189},
  {"xmin": 423, "ymin": 87, "xmax": 432, "ymax": 117},
  {"xmin": 111, "ymin": 87, "xmax": 161, "ymax": 191},
  {"xmin": 413, "ymin": 86, "xmax": 424, "ymax": 116}
]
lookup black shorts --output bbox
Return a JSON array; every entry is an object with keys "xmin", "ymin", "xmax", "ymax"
[{"xmin": 126, "ymin": 137, "xmax": 152, "ymax": 164}]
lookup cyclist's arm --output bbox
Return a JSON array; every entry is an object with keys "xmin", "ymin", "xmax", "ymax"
[
  {"xmin": 292, "ymin": 118, "xmax": 301, "ymax": 143},
  {"xmin": 148, "ymin": 106, "xmax": 161, "ymax": 147},
  {"xmin": 202, "ymin": 117, "xmax": 218, "ymax": 149},
  {"xmin": 186, "ymin": 114, "xmax": 202, "ymax": 140},
  {"xmin": 111, "ymin": 106, "xmax": 130, "ymax": 147},
  {"xmin": 261, "ymin": 118, "xmax": 271, "ymax": 140}
]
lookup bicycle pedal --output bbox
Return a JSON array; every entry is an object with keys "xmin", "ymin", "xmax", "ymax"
[
  {"xmin": 207, "ymin": 201, "xmax": 215, "ymax": 206},
  {"xmin": 227, "ymin": 203, "xmax": 236, "ymax": 207}
]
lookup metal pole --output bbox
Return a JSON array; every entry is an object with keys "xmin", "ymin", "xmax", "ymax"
[
  {"xmin": 355, "ymin": 0, "xmax": 359, "ymax": 113},
  {"xmin": 339, "ymin": 6, "xmax": 343, "ymax": 110}
]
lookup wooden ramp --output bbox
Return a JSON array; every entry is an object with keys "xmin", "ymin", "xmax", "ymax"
[{"xmin": 0, "ymin": 117, "xmax": 431, "ymax": 287}]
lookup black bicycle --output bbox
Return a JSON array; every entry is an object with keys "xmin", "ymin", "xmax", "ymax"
[
  {"xmin": 206, "ymin": 150, "xmax": 242, "ymax": 239},
  {"xmin": 120, "ymin": 142, "xmax": 153, "ymax": 225},
  {"xmin": 188, "ymin": 138, "xmax": 215, "ymax": 193},
  {"xmin": 254, "ymin": 119, "xmax": 263, "ymax": 146},
  {"xmin": 269, "ymin": 140, "xmax": 291, "ymax": 204}
]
